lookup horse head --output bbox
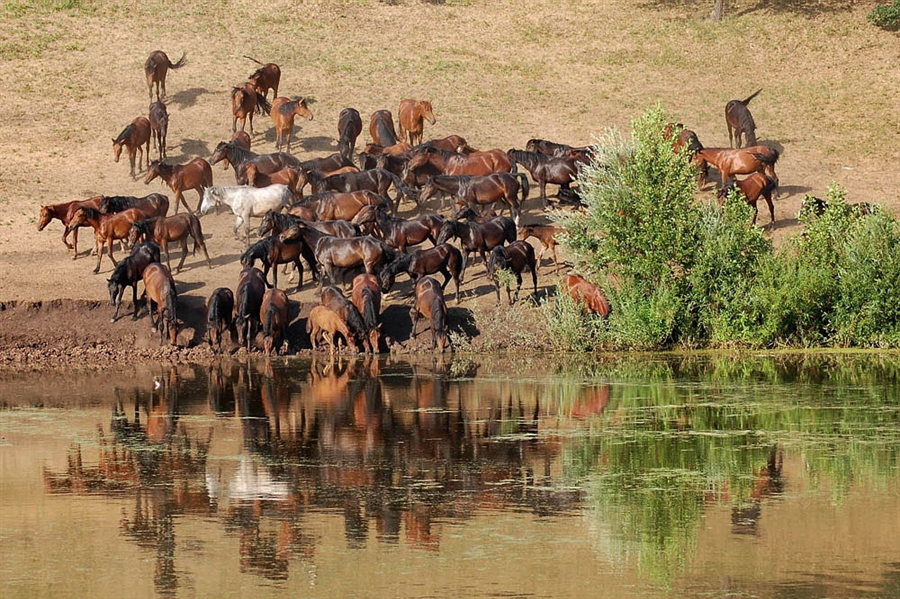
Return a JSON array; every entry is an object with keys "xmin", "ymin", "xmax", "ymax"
[
  {"xmin": 143, "ymin": 160, "xmax": 163, "ymax": 185},
  {"xmin": 296, "ymin": 97, "xmax": 314, "ymax": 121},
  {"xmin": 435, "ymin": 219, "xmax": 458, "ymax": 245},
  {"xmin": 422, "ymin": 101, "xmax": 436, "ymax": 125},
  {"xmin": 199, "ymin": 187, "xmax": 221, "ymax": 215},
  {"xmin": 112, "ymin": 139, "xmax": 123, "ymax": 162},
  {"xmin": 37, "ymin": 207, "xmax": 53, "ymax": 231}
]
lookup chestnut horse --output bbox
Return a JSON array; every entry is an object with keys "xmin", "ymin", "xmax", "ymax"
[
  {"xmin": 69, "ymin": 207, "xmax": 151, "ymax": 273},
  {"xmin": 307, "ymin": 305, "xmax": 354, "ymax": 354},
  {"xmin": 507, "ymin": 149, "xmax": 579, "ymax": 207},
  {"xmin": 517, "ymin": 223, "xmax": 564, "ymax": 273},
  {"xmin": 378, "ymin": 243, "xmax": 464, "ymax": 304},
  {"xmin": 234, "ymin": 266, "xmax": 267, "ymax": 350},
  {"xmin": 144, "ymin": 158, "xmax": 213, "ymax": 214},
  {"xmin": 244, "ymin": 57, "xmax": 281, "ymax": 100},
  {"xmin": 435, "ymin": 215, "xmax": 516, "ymax": 272},
  {"xmin": 128, "ymin": 213, "xmax": 211, "ymax": 273},
  {"xmin": 726, "ymin": 88, "xmax": 761, "ymax": 148},
  {"xmin": 231, "ymin": 82, "xmax": 272, "ymax": 134},
  {"xmin": 420, "ymin": 173, "xmax": 527, "ymax": 223},
  {"xmin": 717, "ymin": 172, "xmax": 779, "ymax": 226},
  {"xmin": 37, "ymin": 196, "xmax": 102, "ymax": 258},
  {"xmin": 270, "ymin": 97, "xmax": 314, "ymax": 153},
  {"xmin": 113, "ymin": 117, "xmax": 151, "ymax": 177},
  {"xmin": 148, "ymin": 101, "xmax": 168, "ymax": 160},
  {"xmin": 351, "ymin": 273, "xmax": 382, "ymax": 353},
  {"xmin": 260, "ymin": 288, "xmax": 290, "ymax": 355},
  {"xmin": 561, "ymin": 273, "xmax": 611, "ymax": 317},
  {"xmin": 321, "ymin": 286, "xmax": 371, "ymax": 353},
  {"xmin": 144, "ymin": 50, "xmax": 186, "ymax": 101},
  {"xmin": 369, "ymin": 110, "xmax": 399, "ymax": 146},
  {"xmin": 296, "ymin": 190, "xmax": 390, "ymax": 221},
  {"xmin": 410, "ymin": 276, "xmax": 450, "ymax": 353},
  {"xmin": 206, "ymin": 287, "xmax": 235, "ymax": 352},
  {"xmin": 404, "ymin": 146, "xmax": 513, "ymax": 181},
  {"xmin": 338, "ymin": 107, "xmax": 363, "ymax": 163},
  {"xmin": 142, "ymin": 262, "xmax": 178, "ymax": 345},
  {"xmin": 487, "ymin": 241, "xmax": 537, "ymax": 305},
  {"xmin": 398, "ymin": 99, "xmax": 436, "ymax": 146},
  {"xmin": 246, "ymin": 163, "xmax": 305, "ymax": 196},
  {"xmin": 108, "ymin": 241, "xmax": 161, "ymax": 322},
  {"xmin": 692, "ymin": 146, "xmax": 780, "ymax": 189}
]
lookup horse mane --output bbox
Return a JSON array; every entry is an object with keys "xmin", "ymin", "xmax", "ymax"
[
  {"xmin": 431, "ymin": 297, "xmax": 447, "ymax": 342},
  {"xmin": 163, "ymin": 285, "xmax": 177, "ymax": 328},
  {"xmin": 78, "ymin": 206, "xmax": 100, "ymax": 220},
  {"xmin": 113, "ymin": 124, "xmax": 135, "ymax": 145},
  {"xmin": 133, "ymin": 217, "xmax": 157, "ymax": 235},
  {"xmin": 225, "ymin": 142, "xmax": 257, "ymax": 166},
  {"xmin": 508, "ymin": 149, "xmax": 547, "ymax": 165},
  {"xmin": 240, "ymin": 238, "xmax": 272, "ymax": 268},
  {"xmin": 386, "ymin": 252, "xmax": 413, "ymax": 277},
  {"xmin": 344, "ymin": 302, "xmax": 368, "ymax": 338},
  {"xmin": 100, "ymin": 195, "xmax": 137, "ymax": 213}
]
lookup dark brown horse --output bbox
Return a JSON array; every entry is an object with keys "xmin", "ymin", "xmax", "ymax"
[
  {"xmin": 398, "ymin": 99, "xmax": 436, "ymax": 146},
  {"xmin": 314, "ymin": 235, "xmax": 396, "ymax": 292},
  {"xmin": 113, "ymin": 117, "xmax": 152, "ymax": 177},
  {"xmin": 144, "ymin": 158, "xmax": 213, "ymax": 214},
  {"xmin": 525, "ymin": 138, "xmax": 591, "ymax": 160},
  {"xmin": 148, "ymin": 101, "xmax": 168, "ymax": 160},
  {"xmin": 107, "ymin": 241, "xmax": 161, "ymax": 322},
  {"xmin": 98, "ymin": 193, "xmax": 169, "ymax": 218},
  {"xmin": 210, "ymin": 140, "xmax": 300, "ymax": 185},
  {"xmin": 142, "ymin": 262, "xmax": 178, "ymax": 345},
  {"xmin": 144, "ymin": 50, "xmax": 186, "ymax": 101},
  {"xmin": 717, "ymin": 172, "xmax": 779, "ymax": 226},
  {"xmin": 338, "ymin": 107, "xmax": 363, "ymax": 163},
  {"xmin": 320, "ymin": 286, "xmax": 372, "ymax": 353},
  {"xmin": 369, "ymin": 110, "xmax": 399, "ymax": 146},
  {"xmin": 241, "ymin": 234, "xmax": 310, "ymax": 290},
  {"xmin": 128, "ymin": 213, "xmax": 211, "ymax": 272},
  {"xmin": 726, "ymin": 88, "xmax": 761, "ymax": 148},
  {"xmin": 435, "ymin": 216, "xmax": 516, "ymax": 272},
  {"xmin": 351, "ymin": 273, "xmax": 382, "ymax": 353},
  {"xmin": 354, "ymin": 205, "xmax": 444, "ymax": 253},
  {"xmin": 692, "ymin": 146, "xmax": 779, "ymax": 189},
  {"xmin": 234, "ymin": 266, "xmax": 267, "ymax": 350},
  {"xmin": 507, "ymin": 149, "xmax": 579, "ymax": 207},
  {"xmin": 405, "ymin": 146, "xmax": 513, "ymax": 179},
  {"xmin": 306, "ymin": 167, "xmax": 410, "ymax": 213},
  {"xmin": 260, "ymin": 288, "xmax": 290, "ymax": 355},
  {"xmin": 245, "ymin": 57, "xmax": 281, "ymax": 100},
  {"xmin": 561, "ymin": 273, "xmax": 611, "ymax": 317},
  {"xmin": 517, "ymin": 223, "xmax": 564, "ymax": 273},
  {"xmin": 270, "ymin": 97, "xmax": 314, "ymax": 153},
  {"xmin": 410, "ymin": 276, "xmax": 450, "ymax": 352},
  {"xmin": 37, "ymin": 196, "xmax": 102, "ymax": 258},
  {"xmin": 206, "ymin": 287, "xmax": 235, "ymax": 352},
  {"xmin": 487, "ymin": 241, "xmax": 537, "ymax": 304},
  {"xmin": 258, "ymin": 210, "xmax": 358, "ymax": 240},
  {"xmin": 379, "ymin": 243, "xmax": 464, "ymax": 303},
  {"xmin": 69, "ymin": 207, "xmax": 152, "ymax": 273},
  {"xmin": 420, "ymin": 173, "xmax": 527, "ymax": 223},
  {"xmin": 231, "ymin": 82, "xmax": 272, "ymax": 134}
]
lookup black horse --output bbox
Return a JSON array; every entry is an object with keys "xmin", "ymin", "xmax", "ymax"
[
  {"xmin": 379, "ymin": 243, "xmax": 464, "ymax": 303},
  {"xmin": 107, "ymin": 241, "xmax": 161, "ymax": 322}
]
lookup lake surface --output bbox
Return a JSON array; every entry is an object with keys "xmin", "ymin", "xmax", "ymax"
[{"xmin": 1, "ymin": 354, "xmax": 898, "ymax": 598}]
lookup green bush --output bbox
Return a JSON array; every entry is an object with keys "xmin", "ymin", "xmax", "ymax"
[{"xmin": 868, "ymin": 0, "xmax": 900, "ymax": 31}]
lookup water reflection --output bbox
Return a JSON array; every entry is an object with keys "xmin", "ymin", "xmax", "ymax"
[{"xmin": 14, "ymin": 354, "xmax": 900, "ymax": 597}]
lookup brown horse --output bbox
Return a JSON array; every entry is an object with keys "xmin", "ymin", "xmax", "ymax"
[
  {"xmin": 206, "ymin": 287, "xmax": 235, "ymax": 352},
  {"xmin": 315, "ymin": 236, "xmax": 396, "ymax": 292},
  {"xmin": 297, "ymin": 190, "xmax": 390, "ymax": 221},
  {"xmin": 245, "ymin": 56, "xmax": 281, "ymax": 100},
  {"xmin": 693, "ymin": 146, "xmax": 780, "ymax": 189},
  {"xmin": 148, "ymin": 101, "xmax": 168, "ymax": 160},
  {"xmin": 379, "ymin": 243, "xmax": 464, "ymax": 304},
  {"xmin": 260, "ymin": 288, "xmax": 290, "ymax": 355},
  {"xmin": 69, "ymin": 207, "xmax": 151, "ymax": 273},
  {"xmin": 404, "ymin": 146, "xmax": 513, "ymax": 181},
  {"xmin": 398, "ymin": 99, "xmax": 436, "ymax": 146},
  {"xmin": 210, "ymin": 140, "xmax": 299, "ymax": 185},
  {"xmin": 410, "ymin": 276, "xmax": 450, "ymax": 352},
  {"xmin": 231, "ymin": 82, "xmax": 272, "ymax": 134},
  {"xmin": 107, "ymin": 241, "xmax": 161, "ymax": 322},
  {"xmin": 435, "ymin": 216, "xmax": 516, "ymax": 272},
  {"xmin": 423, "ymin": 134, "xmax": 470, "ymax": 153},
  {"xmin": 717, "ymin": 172, "xmax": 779, "ymax": 226},
  {"xmin": 246, "ymin": 163, "xmax": 306, "ymax": 196},
  {"xmin": 507, "ymin": 149, "xmax": 579, "ymax": 207},
  {"xmin": 307, "ymin": 305, "xmax": 354, "ymax": 354},
  {"xmin": 369, "ymin": 110, "xmax": 399, "ymax": 146},
  {"xmin": 487, "ymin": 241, "xmax": 538, "ymax": 305},
  {"xmin": 144, "ymin": 158, "xmax": 213, "ymax": 214},
  {"xmin": 517, "ymin": 223, "xmax": 564, "ymax": 273},
  {"xmin": 561, "ymin": 273, "xmax": 611, "ymax": 317},
  {"xmin": 270, "ymin": 97, "xmax": 314, "ymax": 153},
  {"xmin": 320, "ymin": 286, "xmax": 371, "ymax": 353},
  {"xmin": 351, "ymin": 273, "xmax": 382, "ymax": 353},
  {"xmin": 338, "ymin": 107, "xmax": 363, "ymax": 163},
  {"xmin": 144, "ymin": 50, "xmax": 186, "ymax": 101},
  {"xmin": 37, "ymin": 196, "xmax": 102, "ymax": 258},
  {"xmin": 420, "ymin": 173, "xmax": 527, "ymax": 223},
  {"xmin": 113, "ymin": 117, "xmax": 152, "ymax": 177},
  {"xmin": 128, "ymin": 213, "xmax": 211, "ymax": 273},
  {"xmin": 142, "ymin": 262, "xmax": 178, "ymax": 345},
  {"xmin": 525, "ymin": 138, "xmax": 591, "ymax": 159},
  {"xmin": 234, "ymin": 266, "xmax": 267, "ymax": 350},
  {"xmin": 306, "ymin": 167, "xmax": 410, "ymax": 213},
  {"xmin": 726, "ymin": 88, "xmax": 761, "ymax": 148},
  {"xmin": 98, "ymin": 193, "xmax": 169, "ymax": 218}
]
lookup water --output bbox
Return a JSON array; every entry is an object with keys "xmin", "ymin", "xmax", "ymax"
[{"xmin": 1, "ymin": 354, "xmax": 898, "ymax": 598}]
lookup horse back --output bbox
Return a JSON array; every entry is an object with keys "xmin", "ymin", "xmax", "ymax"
[{"xmin": 142, "ymin": 263, "xmax": 176, "ymax": 304}]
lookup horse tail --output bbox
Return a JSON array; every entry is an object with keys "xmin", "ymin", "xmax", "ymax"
[
  {"xmin": 362, "ymin": 290, "xmax": 378, "ymax": 332},
  {"xmin": 255, "ymin": 93, "xmax": 272, "ymax": 116},
  {"xmin": 164, "ymin": 285, "xmax": 177, "ymax": 339},
  {"xmin": 190, "ymin": 215, "xmax": 204, "ymax": 255},
  {"xmin": 741, "ymin": 88, "xmax": 762, "ymax": 106},
  {"xmin": 752, "ymin": 148, "xmax": 779, "ymax": 164},
  {"xmin": 516, "ymin": 172, "xmax": 530, "ymax": 202},
  {"xmin": 263, "ymin": 296, "xmax": 277, "ymax": 338},
  {"xmin": 243, "ymin": 55, "xmax": 264, "ymax": 66},
  {"xmin": 169, "ymin": 52, "xmax": 187, "ymax": 70}
]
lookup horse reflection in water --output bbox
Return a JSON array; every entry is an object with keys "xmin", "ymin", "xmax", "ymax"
[{"xmin": 730, "ymin": 444, "xmax": 785, "ymax": 535}]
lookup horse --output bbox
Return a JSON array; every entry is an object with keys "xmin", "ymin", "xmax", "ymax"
[
  {"xmin": 398, "ymin": 99, "xmax": 436, "ymax": 146},
  {"xmin": 321, "ymin": 286, "xmax": 371, "ymax": 353},
  {"xmin": 231, "ymin": 130, "xmax": 251, "ymax": 150},
  {"xmin": 258, "ymin": 210, "xmax": 359, "ymax": 240},
  {"xmin": 692, "ymin": 146, "xmax": 780, "ymax": 190},
  {"xmin": 306, "ymin": 305, "xmax": 354, "ymax": 355},
  {"xmin": 306, "ymin": 168, "xmax": 410, "ymax": 214},
  {"xmin": 405, "ymin": 146, "xmax": 513, "ymax": 180},
  {"xmin": 141, "ymin": 262, "xmax": 178, "ymax": 345},
  {"xmin": 240, "ymin": 234, "xmax": 309, "ymax": 290},
  {"xmin": 144, "ymin": 158, "xmax": 213, "ymax": 214},
  {"xmin": 369, "ymin": 110, "xmax": 399, "ymax": 146},
  {"xmin": 69, "ymin": 207, "xmax": 151, "ymax": 273},
  {"xmin": 270, "ymin": 97, "xmax": 313, "ymax": 153},
  {"xmin": 200, "ymin": 184, "xmax": 293, "ymax": 244},
  {"xmin": 260, "ymin": 288, "xmax": 290, "ymax": 355},
  {"xmin": 487, "ymin": 241, "xmax": 537, "ymax": 305},
  {"xmin": 314, "ymin": 235, "xmax": 396, "ymax": 293},
  {"xmin": 234, "ymin": 266, "xmax": 267, "ymax": 350},
  {"xmin": 245, "ymin": 56, "xmax": 281, "ymax": 100},
  {"xmin": 717, "ymin": 172, "xmax": 778, "ymax": 226},
  {"xmin": 338, "ymin": 108, "xmax": 363, "ymax": 163},
  {"xmin": 128, "ymin": 213, "xmax": 211, "ymax": 273},
  {"xmin": 421, "ymin": 134, "xmax": 470, "ymax": 153},
  {"xmin": 296, "ymin": 190, "xmax": 390, "ymax": 221},
  {"xmin": 210, "ymin": 140, "xmax": 300, "ymax": 185},
  {"xmin": 420, "ymin": 173, "xmax": 527, "ymax": 224},
  {"xmin": 98, "ymin": 193, "xmax": 169, "ymax": 218},
  {"xmin": 113, "ymin": 117, "xmax": 151, "ymax": 178},
  {"xmin": 378, "ymin": 243, "xmax": 464, "ymax": 304},
  {"xmin": 507, "ymin": 149, "xmax": 580, "ymax": 207},
  {"xmin": 37, "ymin": 196, "xmax": 102, "ymax": 259},
  {"xmin": 231, "ymin": 82, "xmax": 272, "ymax": 134},
  {"xmin": 148, "ymin": 101, "xmax": 168, "ymax": 160},
  {"xmin": 144, "ymin": 50, "xmax": 186, "ymax": 101},
  {"xmin": 351, "ymin": 273, "xmax": 382, "ymax": 353},
  {"xmin": 355, "ymin": 205, "xmax": 444, "ymax": 253},
  {"xmin": 435, "ymin": 216, "xmax": 516, "ymax": 273},
  {"xmin": 726, "ymin": 88, "xmax": 762, "ymax": 148},
  {"xmin": 525, "ymin": 138, "xmax": 591, "ymax": 160},
  {"xmin": 107, "ymin": 241, "xmax": 161, "ymax": 322},
  {"xmin": 206, "ymin": 287, "xmax": 235, "ymax": 353},
  {"xmin": 245, "ymin": 163, "xmax": 305, "ymax": 196},
  {"xmin": 518, "ymin": 223, "xmax": 564, "ymax": 273},
  {"xmin": 561, "ymin": 273, "xmax": 611, "ymax": 317},
  {"xmin": 410, "ymin": 276, "xmax": 450, "ymax": 353}
]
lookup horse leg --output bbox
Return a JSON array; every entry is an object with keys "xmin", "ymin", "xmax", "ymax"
[
  {"xmin": 131, "ymin": 283, "xmax": 140, "ymax": 320},
  {"xmin": 195, "ymin": 233, "xmax": 212, "ymax": 268},
  {"xmin": 62, "ymin": 226, "xmax": 73, "ymax": 251},
  {"xmin": 129, "ymin": 148, "xmax": 137, "ymax": 178},
  {"xmin": 175, "ymin": 239, "xmax": 188, "ymax": 273},
  {"xmin": 409, "ymin": 307, "xmax": 420, "ymax": 339},
  {"xmin": 764, "ymin": 192, "xmax": 776, "ymax": 227},
  {"xmin": 540, "ymin": 181, "xmax": 548, "ymax": 208},
  {"xmin": 93, "ymin": 236, "xmax": 104, "ymax": 274}
]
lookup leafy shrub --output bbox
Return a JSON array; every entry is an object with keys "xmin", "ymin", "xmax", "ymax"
[{"xmin": 868, "ymin": 0, "xmax": 900, "ymax": 31}]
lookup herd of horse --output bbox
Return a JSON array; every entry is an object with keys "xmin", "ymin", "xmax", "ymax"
[{"xmin": 38, "ymin": 52, "xmax": 792, "ymax": 354}]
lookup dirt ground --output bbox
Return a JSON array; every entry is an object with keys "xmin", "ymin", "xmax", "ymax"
[{"xmin": 0, "ymin": 0, "xmax": 897, "ymax": 367}]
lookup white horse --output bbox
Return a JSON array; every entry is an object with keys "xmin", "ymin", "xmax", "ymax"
[{"xmin": 200, "ymin": 184, "xmax": 293, "ymax": 244}]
